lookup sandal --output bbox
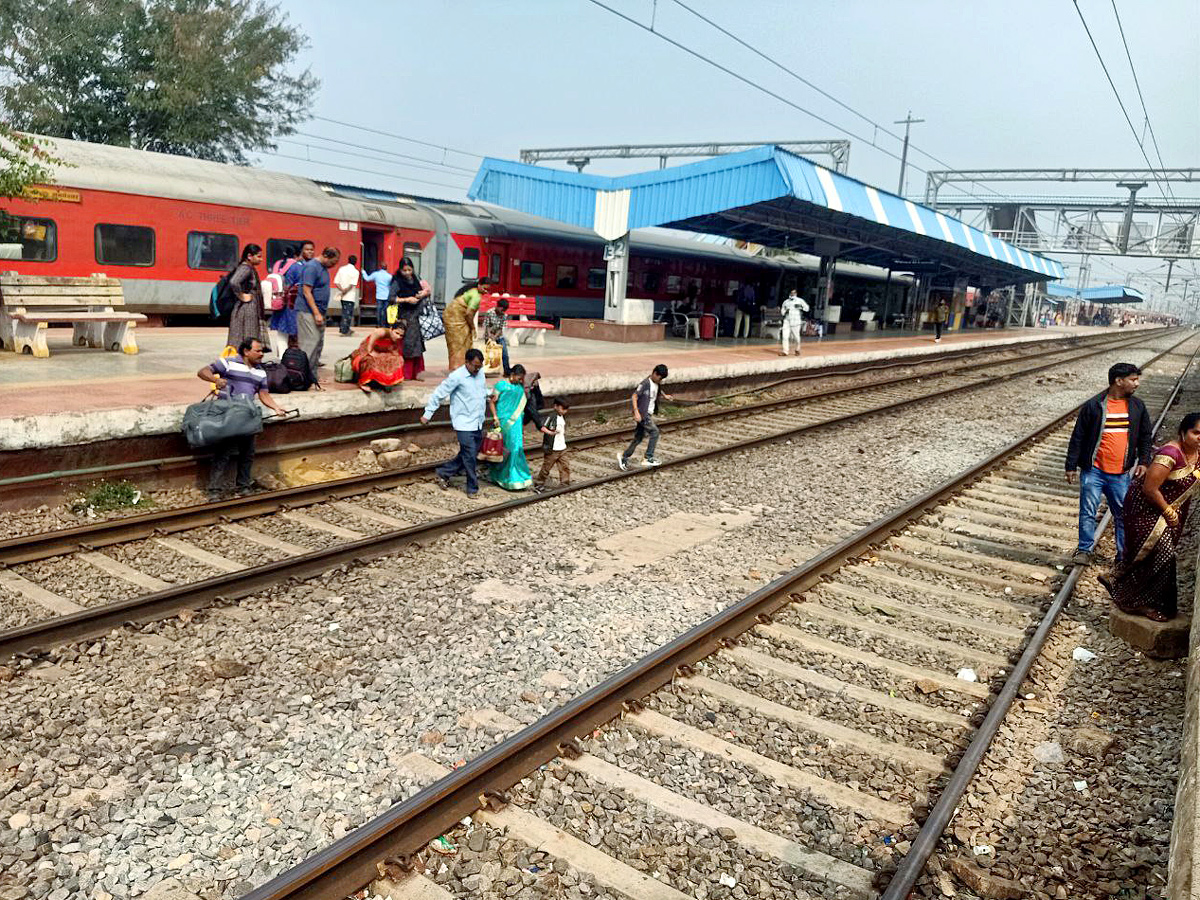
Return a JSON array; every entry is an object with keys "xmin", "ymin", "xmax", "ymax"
[{"xmin": 1144, "ymin": 610, "xmax": 1171, "ymax": 622}]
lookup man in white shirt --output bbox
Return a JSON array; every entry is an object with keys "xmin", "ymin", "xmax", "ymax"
[
  {"xmin": 781, "ymin": 289, "xmax": 810, "ymax": 356},
  {"xmin": 333, "ymin": 253, "xmax": 361, "ymax": 335}
]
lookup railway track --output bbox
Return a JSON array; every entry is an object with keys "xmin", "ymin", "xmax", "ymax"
[
  {"xmin": 0, "ymin": 328, "xmax": 1182, "ymax": 660},
  {"xmin": 228, "ymin": 334, "xmax": 1200, "ymax": 900}
]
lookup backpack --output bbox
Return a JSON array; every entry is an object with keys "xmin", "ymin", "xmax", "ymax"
[
  {"xmin": 280, "ymin": 346, "xmax": 315, "ymax": 391},
  {"xmin": 210, "ymin": 269, "xmax": 238, "ymax": 323}
]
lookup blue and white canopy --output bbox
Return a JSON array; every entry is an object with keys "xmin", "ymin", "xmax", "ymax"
[
  {"xmin": 469, "ymin": 145, "xmax": 1064, "ymax": 287},
  {"xmin": 1046, "ymin": 283, "xmax": 1144, "ymax": 304}
]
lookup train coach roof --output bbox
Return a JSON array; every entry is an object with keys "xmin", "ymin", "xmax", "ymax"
[{"xmin": 25, "ymin": 134, "xmax": 432, "ymax": 228}]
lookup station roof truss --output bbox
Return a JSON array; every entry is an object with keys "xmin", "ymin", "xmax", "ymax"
[
  {"xmin": 519, "ymin": 139, "xmax": 851, "ymax": 174},
  {"xmin": 925, "ymin": 167, "xmax": 1200, "ymax": 259},
  {"xmin": 1045, "ymin": 282, "xmax": 1145, "ymax": 304},
  {"xmin": 469, "ymin": 145, "xmax": 1063, "ymax": 288}
]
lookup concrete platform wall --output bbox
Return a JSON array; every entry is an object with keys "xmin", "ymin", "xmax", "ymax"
[{"xmin": 1169, "ymin": 564, "xmax": 1200, "ymax": 897}]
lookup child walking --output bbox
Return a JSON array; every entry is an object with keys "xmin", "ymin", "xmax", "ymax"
[{"xmin": 533, "ymin": 397, "xmax": 572, "ymax": 492}]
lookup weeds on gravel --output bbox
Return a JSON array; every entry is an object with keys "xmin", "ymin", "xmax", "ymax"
[
  {"xmin": 594, "ymin": 411, "xmax": 608, "ymax": 424},
  {"xmin": 71, "ymin": 480, "xmax": 151, "ymax": 515}
]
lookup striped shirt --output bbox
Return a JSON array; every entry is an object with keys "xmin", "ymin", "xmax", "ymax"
[
  {"xmin": 1095, "ymin": 396, "xmax": 1130, "ymax": 474},
  {"xmin": 212, "ymin": 356, "xmax": 267, "ymax": 399}
]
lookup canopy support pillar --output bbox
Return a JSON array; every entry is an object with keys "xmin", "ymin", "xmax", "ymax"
[{"xmin": 603, "ymin": 233, "xmax": 631, "ymax": 324}]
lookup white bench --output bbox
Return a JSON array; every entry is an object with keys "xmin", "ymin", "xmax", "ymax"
[{"xmin": 0, "ymin": 273, "xmax": 146, "ymax": 357}]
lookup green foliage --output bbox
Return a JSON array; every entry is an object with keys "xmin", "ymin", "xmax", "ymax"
[
  {"xmin": 72, "ymin": 480, "xmax": 151, "ymax": 513},
  {"xmin": 0, "ymin": 0, "xmax": 317, "ymax": 164},
  {"xmin": 658, "ymin": 403, "xmax": 685, "ymax": 418},
  {"xmin": 0, "ymin": 125, "xmax": 57, "ymax": 200},
  {"xmin": 594, "ymin": 410, "xmax": 609, "ymax": 424}
]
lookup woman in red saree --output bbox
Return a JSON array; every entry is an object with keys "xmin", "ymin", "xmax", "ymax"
[
  {"xmin": 350, "ymin": 324, "xmax": 405, "ymax": 393},
  {"xmin": 1100, "ymin": 412, "xmax": 1200, "ymax": 621}
]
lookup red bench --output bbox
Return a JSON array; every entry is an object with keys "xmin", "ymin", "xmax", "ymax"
[{"xmin": 479, "ymin": 293, "xmax": 555, "ymax": 347}]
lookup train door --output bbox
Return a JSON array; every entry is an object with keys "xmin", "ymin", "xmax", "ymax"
[
  {"xmin": 488, "ymin": 242, "xmax": 510, "ymax": 292},
  {"xmin": 360, "ymin": 228, "xmax": 388, "ymax": 320}
]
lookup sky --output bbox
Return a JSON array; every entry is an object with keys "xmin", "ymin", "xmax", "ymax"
[{"xmin": 257, "ymin": 0, "xmax": 1200, "ymax": 306}]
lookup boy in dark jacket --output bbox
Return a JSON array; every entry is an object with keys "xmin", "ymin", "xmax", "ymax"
[
  {"xmin": 533, "ymin": 397, "xmax": 571, "ymax": 492},
  {"xmin": 618, "ymin": 364, "xmax": 673, "ymax": 470},
  {"xmin": 1065, "ymin": 362, "xmax": 1152, "ymax": 565}
]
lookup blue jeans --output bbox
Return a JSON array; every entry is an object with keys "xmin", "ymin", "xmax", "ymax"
[
  {"xmin": 498, "ymin": 336, "xmax": 510, "ymax": 375},
  {"xmin": 437, "ymin": 429, "xmax": 483, "ymax": 494},
  {"xmin": 1078, "ymin": 468, "xmax": 1131, "ymax": 558}
]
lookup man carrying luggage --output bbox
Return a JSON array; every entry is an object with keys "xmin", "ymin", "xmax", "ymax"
[{"xmin": 197, "ymin": 338, "xmax": 286, "ymax": 500}]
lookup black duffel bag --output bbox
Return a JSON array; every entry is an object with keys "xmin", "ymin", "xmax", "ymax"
[{"xmin": 181, "ymin": 395, "xmax": 264, "ymax": 449}]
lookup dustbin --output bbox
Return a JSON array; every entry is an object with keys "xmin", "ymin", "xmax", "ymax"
[{"xmin": 699, "ymin": 314, "xmax": 716, "ymax": 340}]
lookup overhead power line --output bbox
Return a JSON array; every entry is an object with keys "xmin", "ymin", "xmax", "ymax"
[
  {"xmin": 311, "ymin": 115, "xmax": 484, "ymax": 162},
  {"xmin": 259, "ymin": 149, "xmax": 470, "ymax": 194},
  {"xmin": 1108, "ymin": 0, "xmax": 1176, "ymax": 202},
  {"xmin": 291, "ymin": 130, "xmax": 477, "ymax": 174},
  {"xmin": 665, "ymin": 0, "xmax": 1005, "ymax": 199},
  {"xmin": 1071, "ymin": 0, "xmax": 1173, "ymax": 203},
  {"xmin": 279, "ymin": 135, "xmax": 475, "ymax": 180}
]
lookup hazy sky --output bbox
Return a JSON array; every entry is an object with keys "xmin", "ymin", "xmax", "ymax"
[{"xmin": 258, "ymin": 0, "xmax": 1200, "ymax": 297}]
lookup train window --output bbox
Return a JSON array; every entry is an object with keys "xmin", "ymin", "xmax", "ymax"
[
  {"xmin": 1, "ymin": 215, "xmax": 56, "ymax": 261},
  {"xmin": 490, "ymin": 252, "xmax": 502, "ymax": 285},
  {"xmin": 587, "ymin": 267, "xmax": 605, "ymax": 290},
  {"xmin": 555, "ymin": 265, "xmax": 577, "ymax": 289},
  {"xmin": 266, "ymin": 239, "xmax": 307, "ymax": 268},
  {"xmin": 187, "ymin": 231, "xmax": 239, "ymax": 270},
  {"xmin": 726, "ymin": 279, "xmax": 739, "ymax": 296},
  {"xmin": 403, "ymin": 241, "xmax": 423, "ymax": 276},
  {"xmin": 520, "ymin": 261, "xmax": 544, "ymax": 287},
  {"xmin": 666, "ymin": 275, "xmax": 682, "ymax": 294},
  {"xmin": 462, "ymin": 247, "xmax": 480, "ymax": 279},
  {"xmin": 95, "ymin": 224, "xmax": 154, "ymax": 267},
  {"xmin": 642, "ymin": 271, "xmax": 660, "ymax": 292}
]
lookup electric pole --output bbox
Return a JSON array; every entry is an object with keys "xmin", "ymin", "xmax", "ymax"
[{"xmin": 895, "ymin": 111, "xmax": 924, "ymax": 195}]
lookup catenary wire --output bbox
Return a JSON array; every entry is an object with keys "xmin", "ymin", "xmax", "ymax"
[
  {"xmin": 277, "ymin": 136, "xmax": 475, "ymax": 179},
  {"xmin": 258, "ymin": 149, "xmax": 470, "ymax": 193},
  {"xmin": 310, "ymin": 115, "xmax": 484, "ymax": 162},
  {"xmin": 666, "ymin": 0, "xmax": 1007, "ymax": 200},
  {"xmin": 291, "ymin": 131, "xmax": 477, "ymax": 174}
]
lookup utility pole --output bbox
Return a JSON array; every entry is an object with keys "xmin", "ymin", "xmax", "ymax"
[{"xmin": 894, "ymin": 111, "xmax": 925, "ymax": 195}]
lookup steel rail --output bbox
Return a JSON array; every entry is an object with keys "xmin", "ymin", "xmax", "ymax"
[
  {"xmin": 233, "ymin": 333, "xmax": 1200, "ymax": 900},
  {"xmin": 0, "ymin": 329, "xmax": 1148, "ymax": 496},
  {"xmin": 877, "ymin": 340, "xmax": 1198, "ymax": 899},
  {"xmin": 0, "ymin": 332, "xmax": 1182, "ymax": 661},
  {"xmin": 0, "ymin": 329, "xmax": 1166, "ymax": 567}
]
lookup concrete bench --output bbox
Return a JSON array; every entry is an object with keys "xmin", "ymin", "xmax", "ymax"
[
  {"xmin": 0, "ymin": 273, "xmax": 146, "ymax": 357},
  {"xmin": 480, "ymin": 293, "xmax": 554, "ymax": 346}
]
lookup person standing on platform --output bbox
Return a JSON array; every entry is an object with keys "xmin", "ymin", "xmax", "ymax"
[
  {"xmin": 197, "ymin": 338, "xmax": 286, "ymax": 500},
  {"xmin": 224, "ymin": 243, "xmax": 269, "ymax": 355},
  {"xmin": 297, "ymin": 246, "xmax": 339, "ymax": 377},
  {"xmin": 933, "ymin": 298, "xmax": 950, "ymax": 343},
  {"xmin": 533, "ymin": 397, "xmax": 572, "ymax": 492},
  {"xmin": 734, "ymin": 282, "xmax": 757, "ymax": 339},
  {"xmin": 362, "ymin": 261, "xmax": 393, "ymax": 322},
  {"xmin": 618, "ymin": 364, "xmax": 673, "ymax": 470},
  {"xmin": 333, "ymin": 253, "xmax": 360, "ymax": 336},
  {"xmin": 781, "ymin": 289, "xmax": 809, "ymax": 356},
  {"xmin": 387, "ymin": 257, "xmax": 430, "ymax": 380},
  {"xmin": 267, "ymin": 242, "xmax": 309, "ymax": 354},
  {"xmin": 481, "ymin": 297, "xmax": 510, "ymax": 374},
  {"xmin": 1066, "ymin": 362, "xmax": 1153, "ymax": 566},
  {"xmin": 421, "ymin": 348, "xmax": 491, "ymax": 498}
]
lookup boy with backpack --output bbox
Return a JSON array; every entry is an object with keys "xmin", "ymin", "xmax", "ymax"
[{"xmin": 533, "ymin": 397, "xmax": 571, "ymax": 492}]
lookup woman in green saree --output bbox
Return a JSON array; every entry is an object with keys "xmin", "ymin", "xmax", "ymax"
[{"xmin": 489, "ymin": 364, "xmax": 533, "ymax": 491}]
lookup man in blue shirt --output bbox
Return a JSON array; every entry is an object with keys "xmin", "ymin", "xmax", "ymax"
[
  {"xmin": 420, "ymin": 348, "xmax": 496, "ymax": 497},
  {"xmin": 297, "ymin": 246, "xmax": 339, "ymax": 376}
]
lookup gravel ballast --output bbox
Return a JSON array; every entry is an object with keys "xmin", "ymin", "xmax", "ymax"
[{"xmin": 0, "ymin": 333, "xmax": 1191, "ymax": 899}]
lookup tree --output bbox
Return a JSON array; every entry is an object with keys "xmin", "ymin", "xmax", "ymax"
[
  {"xmin": 0, "ymin": 126, "xmax": 58, "ymax": 199},
  {"xmin": 0, "ymin": 0, "xmax": 318, "ymax": 164}
]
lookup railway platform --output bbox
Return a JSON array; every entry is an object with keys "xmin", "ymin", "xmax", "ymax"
[{"xmin": 0, "ymin": 323, "xmax": 1135, "ymax": 452}]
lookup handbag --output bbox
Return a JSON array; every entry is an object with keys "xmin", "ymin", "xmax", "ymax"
[
  {"xmin": 419, "ymin": 296, "xmax": 445, "ymax": 341},
  {"xmin": 477, "ymin": 428, "xmax": 504, "ymax": 462},
  {"xmin": 484, "ymin": 339, "xmax": 502, "ymax": 370},
  {"xmin": 333, "ymin": 355, "xmax": 355, "ymax": 383},
  {"xmin": 181, "ymin": 395, "xmax": 264, "ymax": 449}
]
